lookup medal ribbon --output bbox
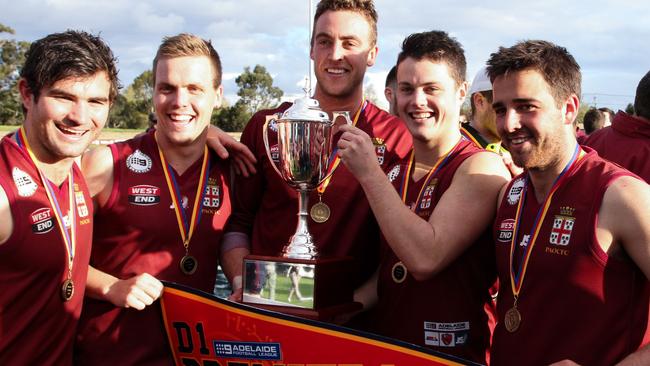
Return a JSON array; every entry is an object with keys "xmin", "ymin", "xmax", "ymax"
[
  {"xmin": 156, "ymin": 137, "xmax": 210, "ymax": 250},
  {"xmin": 460, "ymin": 126, "xmax": 482, "ymax": 149},
  {"xmin": 399, "ymin": 139, "xmax": 462, "ymax": 213},
  {"xmin": 17, "ymin": 127, "xmax": 75, "ymax": 276},
  {"xmin": 509, "ymin": 144, "xmax": 584, "ymax": 298},
  {"xmin": 316, "ymin": 98, "xmax": 367, "ymax": 196}
]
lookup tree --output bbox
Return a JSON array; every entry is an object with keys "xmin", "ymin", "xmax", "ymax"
[
  {"xmin": 213, "ymin": 65, "xmax": 284, "ymax": 132},
  {"xmin": 235, "ymin": 65, "xmax": 283, "ymax": 115},
  {"xmin": 626, "ymin": 103, "xmax": 634, "ymax": 115},
  {"xmin": 0, "ymin": 23, "xmax": 30, "ymax": 125},
  {"xmin": 108, "ymin": 70, "xmax": 153, "ymax": 129}
]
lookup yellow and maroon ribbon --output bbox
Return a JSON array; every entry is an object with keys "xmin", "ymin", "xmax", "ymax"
[
  {"xmin": 509, "ymin": 144, "xmax": 584, "ymax": 299},
  {"xmin": 316, "ymin": 98, "xmax": 366, "ymax": 197},
  {"xmin": 156, "ymin": 136, "xmax": 210, "ymax": 251},
  {"xmin": 399, "ymin": 139, "xmax": 462, "ymax": 213},
  {"xmin": 16, "ymin": 127, "xmax": 76, "ymax": 278}
]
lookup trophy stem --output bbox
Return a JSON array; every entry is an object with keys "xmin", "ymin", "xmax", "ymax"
[{"xmin": 282, "ymin": 190, "xmax": 318, "ymax": 260}]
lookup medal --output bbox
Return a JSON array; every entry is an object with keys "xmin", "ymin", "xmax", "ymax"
[
  {"xmin": 504, "ymin": 305, "xmax": 521, "ymax": 333},
  {"xmin": 310, "ymin": 201, "xmax": 330, "ymax": 223},
  {"xmin": 157, "ymin": 136, "xmax": 210, "ymax": 276},
  {"xmin": 61, "ymin": 278, "xmax": 75, "ymax": 301},
  {"xmin": 391, "ymin": 261, "xmax": 407, "ymax": 283},
  {"xmin": 180, "ymin": 255, "xmax": 198, "ymax": 275},
  {"xmin": 17, "ymin": 128, "xmax": 77, "ymax": 303}
]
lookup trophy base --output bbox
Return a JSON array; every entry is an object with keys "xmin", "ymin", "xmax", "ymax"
[{"xmin": 243, "ymin": 255, "xmax": 355, "ymax": 315}]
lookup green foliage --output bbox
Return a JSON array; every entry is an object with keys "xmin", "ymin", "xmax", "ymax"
[
  {"xmin": 575, "ymin": 103, "xmax": 592, "ymax": 127},
  {"xmin": 626, "ymin": 103, "xmax": 634, "ymax": 114},
  {"xmin": 213, "ymin": 65, "xmax": 283, "ymax": 132},
  {"xmin": 0, "ymin": 23, "xmax": 30, "ymax": 125},
  {"xmin": 108, "ymin": 70, "xmax": 153, "ymax": 129}
]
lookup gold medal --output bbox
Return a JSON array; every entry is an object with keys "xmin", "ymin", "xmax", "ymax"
[
  {"xmin": 310, "ymin": 201, "xmax": 330, "ymax": 223},
  {"xmin": 180, "ymin": 255, "xmax": 198, "ymax": 275},
  {"xmin": 61, "ymin": 279, "xmax": 74, "ymax": 301},
  {"xmin": 391, "ymin": 261, "xmax": 408, "ymax": 283},
  {"xmin": 504, "ymin": 305, "xmax": 521, "ymax": 333}
]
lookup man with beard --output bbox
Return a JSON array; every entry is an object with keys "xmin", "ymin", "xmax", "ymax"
[{"xmin": 489, "ymin": 40, "xmax": 650, "ymax": 365}]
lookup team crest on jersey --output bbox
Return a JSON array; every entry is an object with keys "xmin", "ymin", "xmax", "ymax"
[
  {"xmin": 75, "ymin": 190, "xmax": 89, "ymax": 218},
  {"xmin": 203, "ymin": 178, "xmax": 222, "ymax": 209},
  {"xmin": 424, "ymin": 322, "xmax": 469, "ymax": 347},
  {"xmin": 550, "ymin": 206, "xmax": 576, "ymax": 246},
  {"xmin": 507, "ymin": 177, "xmax": 526, "ymax": 205},
  {"xmin": 126, "ymin": 149, "xmax": 152, "ymax": 173},
  {"xmin": 12, "ymin": 167, "xmax": 37, "ymax": 197},
  {"xmin": 372, "ymin": 138, "xmax": 386, "ymax": 165},
  {"xmin": 30, "ymin": 207, "xmax": 54, "ymax": 234},
  {"xmin": 268, "ymin": 117, "xmax": 278, "ymax": 132},
  {"xmin": 419, "ymin": 179, "xmax": 438, "ymax": 210},
  {"xmin": 270, "ymin": 144, "xmax": 280, "ymax": 163},
  {"xmin": 128, "ymin": 185, "xmax": 161, "ymax": 206},
  {"xmin": 387, "ymin": 165, "xmax": 401, "ymax": 183},
  {"xmin": 497, "ymin": 218, "xmax": 515, "ymax": 243}
]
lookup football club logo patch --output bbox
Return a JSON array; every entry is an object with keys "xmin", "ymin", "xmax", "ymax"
[
  {"xmin": 30, "ymin": 207, "xmax": 54, "ymax": 234},
  {"xmin": 550, "ymin": 206, "xmax": 575, "ymax": 246},
  {"xmin": 497, "ymin": 218, "xmax": 515, "ymax": 243},
  {"xmin": 203, "ymin": 179, "xmax": 222, "ymax": 209},
  {"xmin": 420, "ymin": 180, "xmax": 437, "ymax": 210},
  {"xmin": 372, "ymin": 138, "xmax": 386, "ymax": 165},
  {"xmin": 128, "ymin": 185, "xmax": 160, "ymax": 206},
  {"xmin": 126, "ymin": 149, "xmax": 152, "ymax": 173},
  {"xmin": 75, "ymin": 190, "xmax": 89, "ymax": 218},
  {"xmin": 423, "ymin": 322, "xmax": 470, "ymax": 348},
  {"xmin": 387, "ymin": 165, "xmax": 401, "ymax": 182},
  {"xmin": 170, "ymin": 196, "xmax": 189, "ymax": 210},
  {"xmin": 12, "ymin": 167, "xmax": 37, "ymax": 197},
  {"xmin": 507, "ymin": 177, "xmax": 525, "ymax": 205}
]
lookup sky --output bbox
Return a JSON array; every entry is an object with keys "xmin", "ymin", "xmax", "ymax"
[{"xmin": 2, "ymin": 0, "xmax": 649, "ymax": 112}]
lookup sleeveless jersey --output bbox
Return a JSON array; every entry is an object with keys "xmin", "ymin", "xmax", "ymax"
[
  {"xmin": 492, "ymin": 148, "xmax": 650, "ymax": 365},
  {"xmin": 226, "ymin": 101, "xmax": 412, "ymax": 289},
  {"xmin": 75, "ymin": 131, "xmax": 231, "ymax": 366},
  {"xmin": 0, "ymin": 133, "xmax": 93, "ymax": 365},
  {"xmin": 374, "ymin": 139, "xmax": 497, "ymax": 364}
]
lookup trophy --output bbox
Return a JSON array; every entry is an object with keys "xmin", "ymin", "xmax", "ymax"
[{"xmin": 242, "ymin": 96, "xmax": 360, "ymax": 319}]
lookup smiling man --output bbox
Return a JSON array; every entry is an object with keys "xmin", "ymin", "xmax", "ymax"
[
  {"xmin": 221, "ymin": 0, "xmax": 412, "ymax": 313},
  {"xmin": 488, "ymin": 40, "xmax": 650, "ymax": 366},
  {"xmin": 75, "ymin": 34, "xmax": 232, "ymax": 365},
  {"xmin": 337, "ymin": 31, "xmax": 509, "ymax": 363},
  {"xmin": 0, "ymin": 30, "xmax": 118, "ymax": 365}
]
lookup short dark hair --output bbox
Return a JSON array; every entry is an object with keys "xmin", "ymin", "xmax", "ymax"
[
  {"xmin": 583, "ymin": 108, "xmax": 606, "ymax": 134},
  {"xmin": 153, "ymin": 33, "xmax": 222, "ymax": 89},
  {"xmin": 486, "ymin": 40, "xmax": 581, "ymax": 108},
  {"xmin": 597, "ymin": 107, "xmax": 614, "ymax": 117},
  {"xmin": 313, "ymin": 0, "xmax": 378, "ymax": 47},
  {"xmin": 634, "ymin": 70, "xmax": 650, "ymax": 120},
  {"xmin": 20, "ymin": 30, "xmax": 120, "ymax": 103},
  {"xmin": 396, "ymin": 30, "xmax": 466, "ymax": 88},
  {"xmin": 385, "ymin": 65, "xmax": 397, "ymax": 88}
]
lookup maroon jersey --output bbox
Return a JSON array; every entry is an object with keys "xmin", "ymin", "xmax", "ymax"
[
  {"xmin": 0, "ymin": 134, "xmax": 93, "ymax": 365},
  {"xmin": 585, "ymin": 111, "xmax": 650, "ymax": 182},
  {"xmin": 226, "ymin": 101, "xmax": 412, "ymax": 288},
  {"xmin": 374, "ymin": 139, "xmax": 496, "ymax": 364},
  {"xmin": 75, "ymin": 131, "xmax": 231, "ymax": 366},
  {"xmin": 492, "ymin": 148, "xmax": 650, "ymax": 365}
]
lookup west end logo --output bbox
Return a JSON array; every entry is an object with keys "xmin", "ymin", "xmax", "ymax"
[{"xmin": 128, "ymin": 185, "xmax": 161, "ymax": 206}]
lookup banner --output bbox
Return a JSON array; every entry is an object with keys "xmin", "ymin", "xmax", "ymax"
[{"xmin": 161, "ymin": 282, "xmax": 475, "ymax": 366}]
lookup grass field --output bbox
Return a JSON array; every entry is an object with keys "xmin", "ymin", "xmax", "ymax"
[{"xmin": 0, "ymin": 125, "xmax": 241, "ymax": 143}]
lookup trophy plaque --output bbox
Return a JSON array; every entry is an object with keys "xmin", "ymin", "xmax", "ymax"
[{"xmin": 242, "ymin": 96, "xmax": 360, "ymax": 320}]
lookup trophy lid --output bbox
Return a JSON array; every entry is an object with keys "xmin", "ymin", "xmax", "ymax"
[{"xmin": 280, "ymin": 95, "xmax": 330, "ymax": 123}]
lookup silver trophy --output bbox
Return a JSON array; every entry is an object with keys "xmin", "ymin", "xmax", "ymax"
[
  {"xmin": 262, "ymin": 96, "xmax": 351, "ymax": 259},
  {"xmin": 242, "ymin": 96, "xmax": 356, "ymax": 313}
]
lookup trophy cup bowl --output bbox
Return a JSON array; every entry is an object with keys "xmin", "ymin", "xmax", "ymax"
[{"xmin": 242, "ymin": 96, "xmax": 360, "ymax": 319}]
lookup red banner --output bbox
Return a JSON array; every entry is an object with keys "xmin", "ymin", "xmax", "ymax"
[{"xmin": 161, "ymin": 282, "xmax": 475, "ymax": 366}]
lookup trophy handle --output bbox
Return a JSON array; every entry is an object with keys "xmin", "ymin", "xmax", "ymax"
[
  {"xmin": 262, "ymin": 114, "xmax": 284, "ymax": 179},
  {"xmin": 331, "ymin": 111, "xmax": 352, "ymax": 126}
]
